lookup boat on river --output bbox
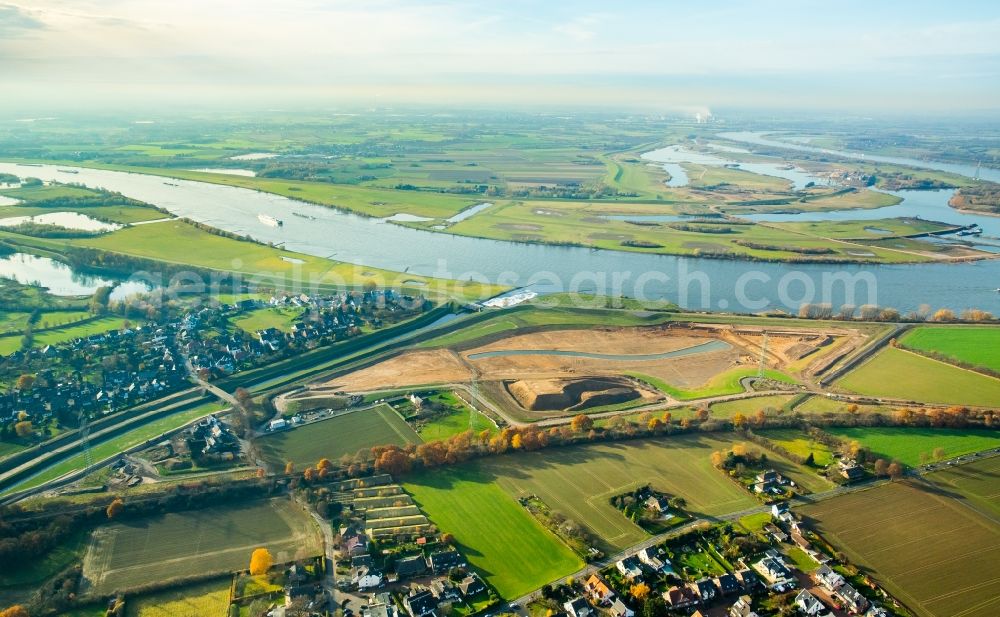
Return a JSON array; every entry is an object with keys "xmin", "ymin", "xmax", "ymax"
[{"xmin": 258, "ymin": 214, "xmax": 283, "ymax": 227}]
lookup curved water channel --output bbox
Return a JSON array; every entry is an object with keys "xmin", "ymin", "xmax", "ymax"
[
  {"xmin": 0, "ymin": 162, "xmax": 998, "ymax": 314},
  {"xmin": 467, "ymin": 339, "xmax": 731, "ymax": 361}
]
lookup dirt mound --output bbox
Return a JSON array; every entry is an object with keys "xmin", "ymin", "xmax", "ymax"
[{"xmin": 507, "ymin": 377, "xmax": 644, "ymax": 412}]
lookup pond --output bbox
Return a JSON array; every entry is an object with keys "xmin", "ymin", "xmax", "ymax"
[{"xmin": 0, "ymin": 211, "xmax": 121, "ymax": 233}]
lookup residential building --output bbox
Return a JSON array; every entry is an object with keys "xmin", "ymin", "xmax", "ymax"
[{"xmin": 563, "ymin": 597, "xmax": 592, "ymax": 617}]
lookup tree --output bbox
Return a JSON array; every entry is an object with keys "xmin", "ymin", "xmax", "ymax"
[
  {"xmin": 15, "ymin": 374, "xmax": 34, "ymax": 391},
  {"xmin": 375, "ymin": 447, "xmax": 412, "ymax": 476},
  {"xmin": 256, "ymin": 468, "xmax": 266, "ymax": 478},
  {"xmin": 303, "ymin": 467, "xmax": 316, "ymax": 482},
  {"xmin": 710, "ymin": 451, "xmax": 724, "ymax": 468},
  {"xmin": 13, "ymin": 421, "xmax": 33, "ymax": 438},
  {"xmin": 931, "ymin": 308, "xmax": 955, "ymax": 322},
  {"xmin": 932, "ymin": 447, "xmax": 946, "ymax": 461},
  {"xmin": 249, "ymin": 548, "xmax": 274, "ymax": 576},
  {"xmin": 441, "ymin": 533, "xmax": 455, "ymax": 545},
  {"xmin": 106, "ymin": 497, "xmax": 124, "ymax": 519},
  {"xmin": 873, "ymin": 459, "xmax": 889, "ymax": 477},
  {"xmin": 647, "ymin": 418, "xmax": 664, "ymax": 431},
  {"xmin": 511, "ymin": 434, "xmax": 523, "ymax": 449},
  {"xmin": 630, "ymin": 582, "xmax": 651, "ymax": 601},
  {"xmin": 641, "ymin": 596, "xmax": 668, "ymax": 617},
  {"xmin": 285, "ymin": 461, "xmax": 295, "ymax": 475},
  {"xmin": 887, "ymin": 461, "xmax": 904, "ymax": 480},
  {"xmin": 732, "ymin": 413, "xmax": 748, "ymax": 429},
  {"xmin": 0, "ymin": 606, "xmax": 29, "ymax": 617},
  {"xmin": 570, "ymin": 414, "xmax": 593, "ymax": 432}
]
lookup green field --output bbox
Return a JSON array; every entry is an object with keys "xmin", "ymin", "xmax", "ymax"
[
  {"xmin": 826, "ymin": 427, "xmax": 1000, "ymax": 467},
  {"xmin": 900, "ymin": 326, "xmax": 1000, "ymax": 371},
  {"xmin": 231, "ymin": 306, "xmax": 304, "ymax": 333},
  {"xmin": 836, "ymin": 347, "xmax": 1000, "ymax": 406},
  {"xmin": 709, "ymin": 394, "xmax": 795, "ymax": 417},
  {"xmin": 0, "ymin": 530, "xmax": 88, "ymax": 589},
  {"xmin": 802, "ymin": 481, "xmax": 1000, "ymax": 617},
  {"xmin": 760, "ymin": 429, "xmax": 835, "ymax": 466},
  {"xmin": 628, "ymin": 367, "xmax": 798, "ymax": 401},
  {"xmin": 414, "ymin": 392, "xmax": 497, "ymax": 441},
  {"xmin": 0, "ymin": 316, "xmax": 131, "ymax": 355},
  {"xmin": 82, "ymin": 499, "xmax": 321, "ymax": 595},
  {"xmin": 483, "ymin": 435, "xmax": 761, "ymax": 551},
  {"xmin": 259, "ymin": 404, "xmax": 421, "ymax": 469},
  {"xmin": 404, "ymin": 466, "xmax": 583, "ymax": 599},
  {"xmin": 126, "ymin": 578, "xmax": 231, "ymax": 617},
  {"xmin": 923, "ymin": 456, "xmax": 1000, "ymax": 520}
]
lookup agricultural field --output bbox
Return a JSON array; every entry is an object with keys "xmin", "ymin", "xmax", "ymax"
[
  {"xmin": 259, "ymin": 404, "xmax": 421, "ymax": 469},
  {"xmin": 835, "ymin": 347, "xmax": 1000, "ymax": 407},
  {"xmin": 125, "ymin": 578, "xmax": 231, "ymax": 617},
  {"xmin": 802, "ymin": 481, "xmax": 1000, "ymax": 617},
  {"xmin": 899, "ymin": 326, "xmax": 1000, "ymax": 372},
  {"xmin": 826, "ymin": 427, "xmax": 1000, "ymax": 467},
  {"xmin": 0, "ymin": 316, "xmax": 131, "ymax": 355},
  {"xmin": 476, "ymin": 435, "xmax": 759, "ymax": 551},
  {"xmin": 81, "ymin": 499, "xmax": 321, "ymax": 595},
  {"xmin": 923, "ymin": 456, "xmax": 1000, "ymax": 520},
  {"xmin": 404, "ymin": 466, "xmax": 583, "ymax": 599}
]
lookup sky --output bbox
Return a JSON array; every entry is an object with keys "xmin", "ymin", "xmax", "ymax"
[{"xmin": 2, "ymin": 0, "xmax": 1000, "ymax": 114}]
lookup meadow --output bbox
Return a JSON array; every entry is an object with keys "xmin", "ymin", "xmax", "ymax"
[
  {"xmin": 259, "ymin": 404, "xmax": 421, "ymax": 469},
  {"xmin": 0, "ymin": 316, "xmax": 130, "ymax": 355},
  {"xmin": 708, "ymin": 394, "xmax": 796, "ymax": 417},
  {"xmin": 82, "ymin": 499, "xmax": 320, "ymax": 595},
  {"xmin": 125, "ymin": 578, "xmax": 231, "ymax": 617},
  {"xmin": 826, "ymin": 427, "xmax": 1000, "ymax": 467},
  {"xmin": 627, "ymin": 367, "xmax": 798, "ymax": 401},
  {"xmin": 802, "ymin": 481, "xmax": 1000, "ymax": 617},
  {"xmin": 414, "ymin": 392, "xmax": 497, "ymax": 441},
  {"xmin": 231, "ymin": 306, "xmax": 304, "ymax": 333},
  {"xmin": 835, "ymin": 347, "xmax": 1000, "ymax": 407},
  {"xmin": 759, "ymin": 428, "xmax": 835, "ymax": 466},
  {"xmin": 404, "ymin": 467, "xmax": 583, "ymax": 599},
  {"xmin": 899, "ymin": 326, "xmax": 1000, "ymax": 372}
]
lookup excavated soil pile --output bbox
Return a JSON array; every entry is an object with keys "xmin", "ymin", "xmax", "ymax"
[{"xmin": 506, "ymin": 376, "xmax": 642, "ymax": 412}]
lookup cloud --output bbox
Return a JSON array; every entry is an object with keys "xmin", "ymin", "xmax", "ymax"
[
  {"xmin": 0, "ymin": 3, "xmax": 45, "ymax": 35},
  {"xmin": 553, "ymin": 15, "xmax": 600, "ymax": 42}
]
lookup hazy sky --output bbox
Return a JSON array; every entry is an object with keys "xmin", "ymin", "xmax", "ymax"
[{"xmin": 3, "ymin": 0, "xmax": 1000, "ymax": 113}]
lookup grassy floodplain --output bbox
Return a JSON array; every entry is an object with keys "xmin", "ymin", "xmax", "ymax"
[
  {"xmin": 835, "ymin": 347, "xmax": 1000, "ymax": 406},
  {"xmin": 259, "ymin": 404, "xmax": 421, "ymax": 470},
  {"xmin": 82, "ymin": 499, "xmax": 321, "ymax": 595},
  {"xmin": 825, "ymin": 427, "xmax": 1000, "ymax": 467},
  {"xmin": 124, "ymin": 578, "xmax": 232, "ymax": 617},
  {"xmin": 802, "ymin": 480, "xmax": 1000, "ymax": 617},
  {"xmin": 708, "ymin": 394, "xmax": 796, "ymax": 417},
  {"xmin": 899, "ymin": 326, "xmax": 1000, "ymax": 371}
]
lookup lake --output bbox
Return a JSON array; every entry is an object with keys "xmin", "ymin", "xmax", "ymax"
[
  {"xmin": 0, "ymin": 211, "xmax": 121, "ymax": 233},
  {"xmin": 0, "ymin": 162, "xmax": 997, "ymax": 314}
]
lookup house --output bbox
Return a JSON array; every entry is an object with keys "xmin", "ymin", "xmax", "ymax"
[
  {"xmin": 662, "ymin": 585, "xmax": 699, "ymax": 609},
  {"xmin": 839, "ymin": 460, "xmax": 865, "ymax": 481},
  {"xmin": 733, "ymin": 569, "xmax": 764, "ymax": 594},
  {"xmin": 864, "ymin": 606, "xmax": 889, "ymax": 617},
  {"xmin": 836, "ymin": 584, "xmax": 869, "ymax": 614},
  {"xmin": 352, "ymin": 566, "xmax": 383, "ymax": 590},
  {"xmin": 344, "ymin": 534, "xmax": 369, "ymax": 556},
  {"xmin": 790, "ymin": 528, "xmax": 812, "ymax": 551},
  {"xmin": 637, "ymin": 547, "xmax": 674, "ymax": 575},
  {"xmin": 795, "ymin": 589, "xmax": 828, "ymax": 616},
  {"xmin": 763, "ymin": 524, "xmax": 788, "ymax": 543},
  {"xmin": 458, "ymin": 573, "xmax": 486, "ymax": 598},
  {"xmin": 715, "ymin": 573, "xmax": 741, "ymax": 596},
  {"xmin": 695, "ymin": 578, "xmax": 718, "ymax": 604},
  {"xmin": 729, "ymin": 595, "xmax": 759, "ymax": 617},
  {"xmin": 269, "ymin": 418, "xmax": 288, "ymax": 431},
  {"xmin": 813, "ymin": 565, "xmax": 845, "ymax": 592},
  {"xmin": 583, "ymin": 574, "xmax": 614, "ymax": 602},
  {"xmin": 351, "ymin": 554, "xmax": 374, "ymax": 569},
  {"xmin": 616, "ymin": 556, "xmax": 643, "ymax": 580},
  {"xmin": 428, "ymin": 578, "xmax": 461, "ymax": 603},
  {"xmin": 404, "ymin": 590, "xmax": 438, "ymax": 617},
  {"xmin": 429, "ymin": 549, "xmax": 465, "ymax": 574},
  {"xmin": 771, "ymin": 502, "xmax": 794, "ymax": 523},
  {"xmin": 753, "ymin": 556, "xmax": 794, "ymax": 588},
  {"xmin": 563, "ymin": 597, "xmax": 592, "ymax": 617},
  {"xmin": 610, "ymin": 598, "xmax": 634, "ymax": 617},
  {"xmin": 645, "ymin": 495, "xmax": 671, "ymax": 513},
  {"xmin": 395, "ymin": 555, "xmax": 427, "ymax": 578}
]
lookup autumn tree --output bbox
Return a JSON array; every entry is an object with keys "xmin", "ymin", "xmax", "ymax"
[
  {"xmin": 303, "ymin": 467, "xmax": 316, "ymax": 482},
  {"xmin": 249, "ymin": 548, "xmax": 274, "ymax": 576},
  {"xmin": 284, "ymin": 461, "xmax": 295, "ymax": 474},
  {"xmin": 375, "ymin": 447, "xmax": 412, "ymax": 476},
  {"xmin": 931, "ymin": 308, "xmax": 955, "ymax": 322},
  {"xmin": 0, "ymin": 605, "xmax": 30, "ymax": 617},
  {"xmin": 932, "ymin": 447, "xmax": 946, "ymax": 461},
  {"xmin": 873, "ymin": 459, "xmax": 888, "ymax": 477},
  {"xmin": 570, "ymin": 414, "xmax": 593, "ymax": 432},
  {"xmin": 887, "ymin": 461, "xmax": 904, "ymax": 480},
  {"xmin": 732, "ymin": 413, "xmax": 748, "ymax": 429},
  {"xmin": 647, "ymin": 417, "xmax": 664, "ymax": 431},
  {"xmin": 630, "ymin": 582, "xmax": 651, "ymax": 601},
  {"xmin": 15, "ymin": 374, "xmax": 34, "ymax": 391},
  {"xmin": 710, "ymin": 451, "xmax": 724, "ymax": 468},
  {"xmin": 106, "ymin": 497, "xmax": 124, "ymax": 519},
  {"xmin": 13, "ymin": 421, "xmax": 33, "ymax": 438},
  {"xmin": 511, "ymin": 434, "xmax": 523, "ymax": 449},
  {"xmin": 256, "ymin": 468, "xmax": 266, "ymax": 478},
  {"xmin": 441, "ymin": 533, "xmax": 455, "ymax": 545}
]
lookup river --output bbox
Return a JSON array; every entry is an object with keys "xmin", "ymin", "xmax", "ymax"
[{"xmin": 0, "ymin": 163, "xmax": 997, "ymax": 314}]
